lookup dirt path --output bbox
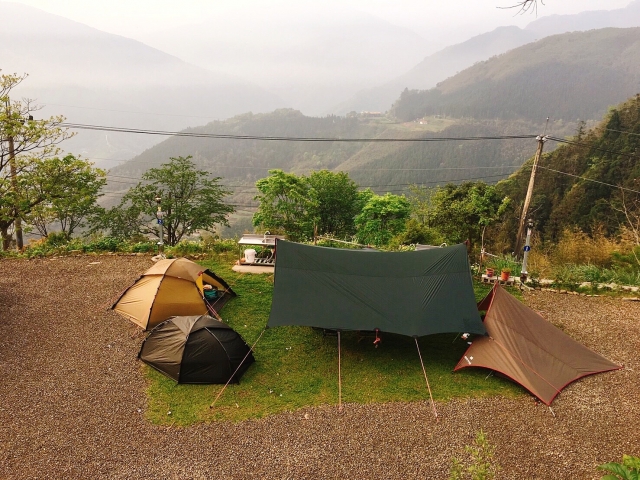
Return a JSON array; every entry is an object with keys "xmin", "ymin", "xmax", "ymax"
[{"xmin": 0, "ymin": 255, "xmax": 638, "ymax": 479}]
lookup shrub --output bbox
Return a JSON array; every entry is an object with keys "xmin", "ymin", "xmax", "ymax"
[
  {"xmin": 552, "ymin": 227, "xmax": 619, "ymax": 267},
  {"xmin": 597, "ymin": 454, "xmax": 640, "ymax": 479},
  {"xmin": 82, "ymin": 236, "xmax": 124, "ymax": 253},
  {"xmin": 449, "ymin": 430, "xmax": 500, "ymax": 480},
  {"xmin": 130, "ymin": 242, "xmax": 156, "ymax": 253}
]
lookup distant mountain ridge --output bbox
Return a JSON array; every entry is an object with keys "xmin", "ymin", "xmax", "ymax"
[
  {"xmin": 391, "ymin": 28, "xmax": 640, "ymax": 124},
  {"xmin": 333, "ymin": 26, "xmax": 538, "ymax": 114},
  {"xmin": 336, "ymin": 0, "xmax": 640, "ymax": 114},
  {"xmin": 0, "ymin": 1, "xmax": 283, "ymax": 168}
]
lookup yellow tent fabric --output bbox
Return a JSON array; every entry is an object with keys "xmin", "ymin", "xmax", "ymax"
[{"xmin": 112, "ymin": 258, "xmax": 236, "ymax": 330}]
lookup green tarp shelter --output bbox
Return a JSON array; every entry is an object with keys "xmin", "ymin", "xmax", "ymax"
[{"xmin": 267, "ymin": 241, "xmax": 486, "ymax": 337}]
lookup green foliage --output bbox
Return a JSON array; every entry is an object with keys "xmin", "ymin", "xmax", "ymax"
[
  {"xmin": 421, "ymin": 182, "xmax": 509, "ymax": 251},
  {"xmin": 485, "ymin": 254, "xmax": 521, "ymax": 277},
  {"xmin": 0, "ymin": 71, "xmax": 75, "ymax": 249},
  {"xmin": 597, "ymin": 455, "xmax": 640, "ymax": 480},
  {"xmin": 449, "ymin": 430, "xmax": 500, "ymax": 480},
  {"xmin": 497, "ymin": 94, "xmax": 640, "ymax": 250},
  {"xmin": 24, "ymin": 154, "xmax": 106, "ymax": 239},
  {"xmin": 253, "ymin": 169, "xmax": 363, "ymax": 241},
  {"xmin": 130, "ymin": 241, "xmax": 156, "ymax": 253},
  {"xmin": 82, "ymin": 236, "xmax": 124, "ymax": 253},
  {"xmin": 252, "ymin": 169, "xmax": 313, "ymax": 241},
  {"xmin": 389, "ymin": 218, "xmax": 444, "ymax": 248},
  {"xmin": 93, "ymin": 156, "xmax": 234, "ymax": 246},
  {"xmin": 307, "ymin": 170, "xmax": 362, "ymax": 237},
  {"xmin": 354, "ymin": 192, "xmax": 411, "ymax": 246}
]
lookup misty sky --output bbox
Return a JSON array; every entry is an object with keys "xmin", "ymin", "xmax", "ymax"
[{"xmin": 7, "ymin": 0, "xmax": 634, "ymax": 44}]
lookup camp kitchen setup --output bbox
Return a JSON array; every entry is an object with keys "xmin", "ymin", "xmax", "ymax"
[{"xmin": 237, "ymin": 233, "xmax": 285, "ymax": 266}]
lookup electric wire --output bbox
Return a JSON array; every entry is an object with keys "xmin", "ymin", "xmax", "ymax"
[
  {"xmin": 603, "ymin": 128, "xmax": 640, "ymax": 137},
  {"xmin": 547, "ymin": 136, "xmax": 640, "ymax": 160},
  {"xmin": 60, "ymin": 122, "xmax": 537, "ymax": 143},
  {"xmin": 536, "ymin": 165, "xmax": 640, "ymax": 195}
]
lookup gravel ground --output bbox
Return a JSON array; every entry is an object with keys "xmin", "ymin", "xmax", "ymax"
[{"xmin": 0, "ymin": 255, "xmax": 638, "ymax": 479}]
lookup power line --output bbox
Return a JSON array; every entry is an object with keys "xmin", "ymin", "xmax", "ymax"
[
  {"xmin": 536, "ymin": 165, "xmax": 640, "ymax": 195},
  {"xmin": 604, "ymin": 128, "xmax": 640, "ymax": 137},
  {"xmin": 547, "ymin": 136, "xmax": 640, "ymax": 160},
  {"xmin": 60, "ymin": 122, "xmax": 537, "ymax": 143},
  {"xmin": 104, "ymin": 164, "xmax": 522, "ymax": 183},
  {"xmin": 98, "ymin": 172, "xmax": 515, "ymax": 200}
]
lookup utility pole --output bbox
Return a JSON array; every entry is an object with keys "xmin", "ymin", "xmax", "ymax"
[
  {"xmin": 520, "ymin": 219, "xmax": 534, "ymax": 284},
  {"xmin": 515, "ymin": 131, "xmax": 548, "ymax": 256}
]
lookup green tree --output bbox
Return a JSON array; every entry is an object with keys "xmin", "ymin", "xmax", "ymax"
[
  {"xmin": 307, "ymin": 170, "xmax": 361, "ymax": 238},
  {"xmin": 408, "ymin": 184, "xmax": 434, "ymax": 225},
  {"xmin": 94, "ymin": 156, "xmax": 234, "ymax": 246},
  {"xmin": 355, "ymin": 192, "xmax": 411, "ymax": 246},
  {"xmin": 0, "ymin": 71, "xmax": 74, "ymax": 249},
  {"xmin": 253, "ymin": 169, "xmax": 312, "ymax": 241},
  {"xmin": 426, "ymin": 182, "xmax": 510, "ymax": 251},
  {"xmin": 25, "ymin": 154, "xmax": 106, "ymax": 239}
]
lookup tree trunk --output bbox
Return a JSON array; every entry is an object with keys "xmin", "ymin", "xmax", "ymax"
[{"xmin": 1, "ymin": 225, "xmax": 12, "ymax": 251}]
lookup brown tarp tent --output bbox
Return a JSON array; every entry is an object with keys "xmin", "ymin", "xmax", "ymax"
[
  {"xmin": 139, "ymin": 315, "xmax": 254, "ymax": 384},
  {"xmin": 112, "ymin": 258, "xmax": 236, "ymax": 330},
  {"xmin": 455, "ymin": 284, "xmax": 622, "ymax": 405}
]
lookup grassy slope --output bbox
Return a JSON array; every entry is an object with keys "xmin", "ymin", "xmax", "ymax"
[{"xmin": 144, "ymin": 257, "xmax": 521, "ymax": 425}]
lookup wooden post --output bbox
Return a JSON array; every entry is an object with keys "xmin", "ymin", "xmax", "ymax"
[{"xmin": 515, "ymin": 135, "xmax": 547, "ymax": 256}]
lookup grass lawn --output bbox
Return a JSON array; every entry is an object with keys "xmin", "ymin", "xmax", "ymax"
[{"xmin": 144, "ymin": 256, "xmax": 522, "ymax": 425}]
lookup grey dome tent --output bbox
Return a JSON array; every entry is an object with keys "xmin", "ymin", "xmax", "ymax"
[{"xmin": 139, "ymin": 315, "xmax": 254, "ymax": 384}]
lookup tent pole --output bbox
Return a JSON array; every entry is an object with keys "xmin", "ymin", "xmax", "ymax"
[
  {"xmin": 414, "ymin": 337, "xmax": 438, "ymax": 420},
  {"xmin": 338, "ymin": 330, "xmax": 343, "ymax": 413},
  {"xmin": 210, "ymin": 328, "xmax": 266, "ymax": 409}
]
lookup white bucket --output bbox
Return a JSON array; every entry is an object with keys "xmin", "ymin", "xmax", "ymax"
[{"xmin": 244, "ymin": 249, "xmax": 256, "ymax": 263}]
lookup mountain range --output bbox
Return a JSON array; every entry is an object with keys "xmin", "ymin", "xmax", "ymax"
[
  {"xmin": 2, "ymin": 0, "xmax": 640, "ymax": 173},
  {"xmin": 391, "ymin": 27, "xmax": 640, "ymax": 123},
  {"xmin": 0, "ymin": 2, "xmax": 283, "ymax": 168},
  {"xmin": 336, "ymin": 0, "xmax": 640, "ymax": 114}
]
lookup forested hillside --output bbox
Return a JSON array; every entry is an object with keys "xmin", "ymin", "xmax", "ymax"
[
  {"xmin": 107, "ymin": 109, "xmax": 560, "ymax": 209},
  {"xmin": 496, "ymin": 94, "xmax": 640, "ymax": 244},
  {"xmin": 391, "ymin": 28, "xmax": 640, "ymax": 123}
]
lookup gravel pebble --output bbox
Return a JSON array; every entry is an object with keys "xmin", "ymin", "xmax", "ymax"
[{"xmin": 0, "ymin": 256, "xmax": 638, "ymax": 479}]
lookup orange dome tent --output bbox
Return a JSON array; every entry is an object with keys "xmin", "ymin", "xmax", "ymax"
[{"xmin": 112, "ymin": 258, "xmax": 236, "ymax": 330}]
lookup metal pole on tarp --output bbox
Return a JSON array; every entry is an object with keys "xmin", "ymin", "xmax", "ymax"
[
  {"xmin": 338, "ymin": 330, "xmax": 343, "ymax": 413},
  {"xmin": 414, "ymin": 337, "xmax": 438, "ymax": 420}
]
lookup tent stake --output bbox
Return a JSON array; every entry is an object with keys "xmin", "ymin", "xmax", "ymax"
[
  {"xmin": 210, "ymin": 328, "xmax": 266, "ymax": 409},
  {"xmin": 414, "ymin": 338, "xmax": 438, "ymax": 420},
  {"xmin": 548, "ymin": 406, "xmax": 556, "ymax": 418},
  {"xmin": 338, "ymin": 330, "xmax": 343, "ymax": 413}
]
